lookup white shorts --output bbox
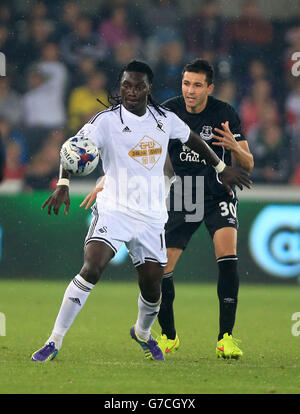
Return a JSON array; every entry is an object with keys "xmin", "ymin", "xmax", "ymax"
[{"xmin": 85, "ymin": 204, "xmax": 168, "ymax": 267}]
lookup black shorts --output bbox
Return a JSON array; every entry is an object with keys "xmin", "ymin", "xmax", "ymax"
[{"xmin": 165, "ymin": 193, "xmax": 239, "ymax": 250}]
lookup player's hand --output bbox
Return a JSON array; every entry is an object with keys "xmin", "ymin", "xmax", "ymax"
[
  {"xmin": 212, "ymin": 121, "xmax": 239, "ymax": 152},
  {"xmin": 41, "ymin": 186, "xmax": 70, "ymax": 216},
  {"xmin": 80, "ymin": 176, "xmax": 106, "ymax": 210},
  {"xmin": 80, "ymin": 186, "xmax": 103, "ymax": 210},
  {"xmin": 219, "ymin": 166, "xmax": 252, "ymax": 194}
]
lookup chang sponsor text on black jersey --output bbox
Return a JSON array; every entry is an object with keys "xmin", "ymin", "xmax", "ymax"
[{"xmin": 163, "ymin": 95, "xmax": 246, "ymax": 202}]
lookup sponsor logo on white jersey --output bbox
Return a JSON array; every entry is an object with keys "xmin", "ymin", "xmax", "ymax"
[{"xmin": 128, "ymin": 136, "xmax": 162, "ymax": 170}]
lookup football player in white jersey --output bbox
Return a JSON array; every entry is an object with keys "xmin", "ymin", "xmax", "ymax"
[{"xmin": 32, "ymin": 61, "xmax": 251, "ymax": 362}]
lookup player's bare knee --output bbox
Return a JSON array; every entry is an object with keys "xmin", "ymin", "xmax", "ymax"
[
  {"xmin": 164, "ymin": 264, "xmax": 174, "ymax": 274},
  {"xmin": 139, "ymin": 273, "xmax": 162, "ymax": 303},
  {"xmin": 165, "ymin": 248, "xmax": 182, "ymax": 273},
  {"xmin": 216, "ymin": 249, "xmax": 237, "ymax": 259},
  {"xmin": 141, "ymin": 287, "xmax": 161, "ymax": 304},
  {"xmin": 80, "ymin": 259, "xmax": 106, "ymax": 285}
]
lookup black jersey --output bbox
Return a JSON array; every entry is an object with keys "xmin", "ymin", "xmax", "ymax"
[{"xmin": 163, "ymin": 95, "xmax": 246, "ymax": 201}]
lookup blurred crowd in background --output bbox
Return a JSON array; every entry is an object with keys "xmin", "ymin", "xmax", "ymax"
[{"xmin": 0, "ymin": 0, "xmax": 300, "ymax": 190}]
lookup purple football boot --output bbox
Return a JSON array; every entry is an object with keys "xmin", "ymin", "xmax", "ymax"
[
  {"xmin": 130, "ymin": 326, "xmax": 165, "ymax": 361},
  {"xmin": 31, "ymin": 341, "xmax": 58, "ymax": 362}
]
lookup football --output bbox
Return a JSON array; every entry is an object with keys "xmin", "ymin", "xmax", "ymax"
[{"xmin": 60, "ymin": 137, "xmax": 99, "ymax": 176}]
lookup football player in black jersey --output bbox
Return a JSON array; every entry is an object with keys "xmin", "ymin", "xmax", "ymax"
[{"xmin": 156, "ymin": 59, "xmax": 254, "ymax": 359}]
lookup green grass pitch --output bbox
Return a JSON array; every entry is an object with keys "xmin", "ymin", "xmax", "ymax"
[{"xmin": 0, "ymin": 279, "xmax": 300, "ymax": 394}]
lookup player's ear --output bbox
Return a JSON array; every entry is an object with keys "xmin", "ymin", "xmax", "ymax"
[{"xmin": 208, "ymin": 83, "xmax": 214, "ymax": 95}]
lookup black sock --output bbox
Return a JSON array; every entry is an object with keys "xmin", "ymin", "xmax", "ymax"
[
  {"xmin": 217, "ymin": 255, "xmax": 239, "ymax": 341},
  {"xmin": 157, "ymin": 272, "xmax": 176, "ymax": 340}
]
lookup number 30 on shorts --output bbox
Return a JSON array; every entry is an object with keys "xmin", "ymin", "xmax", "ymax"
[{"xmin": 219, "ymin": 201, "xmax": 237, "ymax": 218}]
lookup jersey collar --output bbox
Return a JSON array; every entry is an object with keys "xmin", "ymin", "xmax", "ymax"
[{"xmin": 121, "ymin": 104, "xmax": 150, "ymax": 122}]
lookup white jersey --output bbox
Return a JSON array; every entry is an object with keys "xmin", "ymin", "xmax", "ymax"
[{"xmin": 76, "ymin": 104, "xmax": 190, "ymax": 223}]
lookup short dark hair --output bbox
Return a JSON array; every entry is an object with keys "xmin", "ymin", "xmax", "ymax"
[
  {"xmin": 182, "ymin": 59, "xmax": 214, "ymax": 85},
  {"xmin": 118, "ymin": 60, "xmax": 154, "ymax": 84}
]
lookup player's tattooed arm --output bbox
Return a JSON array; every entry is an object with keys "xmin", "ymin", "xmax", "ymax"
[{"xmin": 41, "ymin": 165, "xmax": 71, "ymax": 216}]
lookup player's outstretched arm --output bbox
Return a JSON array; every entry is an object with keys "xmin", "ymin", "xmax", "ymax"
[
  {"xmin": 218, "ymin": 166, "xmax": 252, "ymax": 193},
  {"xmin": 80, "ymin": 175, "xmax": 106, "ymax": 210},
  {"xmin": 212, "ymin": 121, "xmax": 254, "ymax": 172},
  {"xmin": 186, "ymin": 130, "xmax": 252, "ymax": 193},
  {"xmin": 41, "ymin": 166, "xmax": 71, "ymax": 216}
]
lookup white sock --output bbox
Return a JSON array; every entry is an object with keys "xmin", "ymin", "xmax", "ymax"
[
  {"xmin": 47, "ymin": 274, "xmax": 94, "ymax": 349},
  {"xmin": 135, "ymin": 293, "xmax": 161, "ymax": 341}
]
